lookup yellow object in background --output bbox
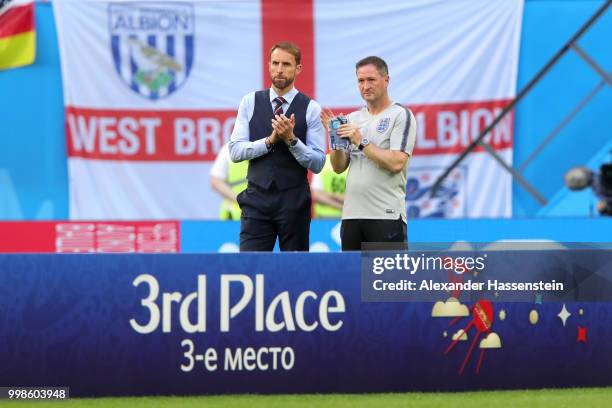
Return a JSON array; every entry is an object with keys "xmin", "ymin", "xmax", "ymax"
[
  {"xmin": 313, "ymin": 156, "xmax": 347, "ymax": 219},
  {"xmin": 529, "ymin": 309, "xmax": 539, "ymax": 325}
]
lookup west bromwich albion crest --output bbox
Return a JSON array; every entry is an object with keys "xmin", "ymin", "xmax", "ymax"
[
  {"xmin": 109, "ymin": 3, "xmax": 194, "ymax": 100},
  {"xmin": 377, "ymin": 117, "xmax": 390, "ymax": 133}
]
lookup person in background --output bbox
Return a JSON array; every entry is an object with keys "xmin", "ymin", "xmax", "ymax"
[
  {"xmin": 209, "ymin": 143, "xmax": 248, "ymax": 220},
  {"xmin": 311, "ymin": 153, "xmax": 347, "ymax": 219}
]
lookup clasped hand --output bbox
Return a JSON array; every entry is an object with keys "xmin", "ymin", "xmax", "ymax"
[
  {"xmin": 320, "ymin": 108, "xmax": 362, "ymax": 146},
  {"xmin": 337, "ymin": 123, "xmax": 362, "ymax": 146},
  {"xmin": 271, "ymin": 114, "xmax": 295, "ymax": 144}
]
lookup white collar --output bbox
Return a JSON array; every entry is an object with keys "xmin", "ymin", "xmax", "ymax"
[{"xmin": 269, "ymin": 87, "xmax": 298, "ymax": 104}]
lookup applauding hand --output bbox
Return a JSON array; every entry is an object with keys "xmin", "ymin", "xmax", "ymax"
[{"xmin": 271, "ymin": 114, "xmax": 296, "ymax": 144}]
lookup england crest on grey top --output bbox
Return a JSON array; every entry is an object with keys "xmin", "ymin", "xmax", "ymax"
[
  {"xmin": 109, "ymin": 3, "xmax": 195, "ymax": 100},
  {"xmin": 377, "ymin": 117, "xmax": 390, "ymax": 133}
]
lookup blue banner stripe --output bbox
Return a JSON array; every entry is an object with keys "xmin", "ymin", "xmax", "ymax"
[
  {"xmin": 147, "ymin": 35, "xmax": 158, "ymax": 100},
  {"xmin": 128, "ymin": 35, "xmax": 139, "ymax": 93},
  {"xmin": 185, "ymin": 36, "xmax": 194, "ymax": 75},
  {"xmin": 111, "ymin": 35, "xmax": 122, "ymax": 79},
  {"xmin": 167, "ymin": 35, "xmax": 176, "ymax": 94}
]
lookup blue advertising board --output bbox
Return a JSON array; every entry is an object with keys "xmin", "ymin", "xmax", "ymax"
[{"xmin": 0, "ymin": 252, "xmax": 611, "ymax": 396}]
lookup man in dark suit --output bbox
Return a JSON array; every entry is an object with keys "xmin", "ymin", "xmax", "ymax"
[{"xmin": 229, "ymin": 42, "xmax": 326, "ymax": 251}]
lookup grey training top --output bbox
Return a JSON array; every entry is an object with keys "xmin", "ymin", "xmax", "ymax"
[{"xmin": 342, "ymin": 102, "xmax": 417, "ymax": 222}]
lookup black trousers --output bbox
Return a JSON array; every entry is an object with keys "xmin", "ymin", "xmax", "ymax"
[
  {"xmin": 340, "ymin": 217, "xmax": 407, "ymax": 251},
  {"xmin": 238, "ymin": 182, "xmax": 311, "ymax": 251}
]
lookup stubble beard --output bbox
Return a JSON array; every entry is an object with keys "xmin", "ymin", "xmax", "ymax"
[{"xmin": 272, "ymin": 76, "xmax": 294, "ymax": 92}]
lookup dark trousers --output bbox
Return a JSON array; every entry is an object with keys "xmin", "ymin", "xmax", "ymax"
[
  {"xmin": 238, "ymin": 182, "xmax": 311, "ymax": 251},
  {"xmin": 340, "ymin": 217, "xmax": 407, "ymax": 251}
]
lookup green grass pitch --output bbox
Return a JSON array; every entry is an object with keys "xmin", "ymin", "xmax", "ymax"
[{"xmin": 2, "ymin": 387, "xmax": 612, "ymax": 407}]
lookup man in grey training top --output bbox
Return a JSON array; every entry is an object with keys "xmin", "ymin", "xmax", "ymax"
[{"xmin": 320, "ymin": 56, "xmax": 416, "ymax": 251}]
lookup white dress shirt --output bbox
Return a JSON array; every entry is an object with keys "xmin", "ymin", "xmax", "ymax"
[{"xmin": 229, "ymin": 87, "xmax": 326, "ymax": 174}]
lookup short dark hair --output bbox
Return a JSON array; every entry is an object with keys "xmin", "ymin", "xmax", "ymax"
[
  {"xmin": 269, "ymin": 41, "xmax": 301, "ymax": 65},
  {"xmin": 355, "ymin": 56, "xmax": 388, "ymax": 76}
]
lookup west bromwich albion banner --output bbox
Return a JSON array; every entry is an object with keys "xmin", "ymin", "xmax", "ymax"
[{"xmin": 54, "ymin": 0, "xmax": 523, "ymax": 219}]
